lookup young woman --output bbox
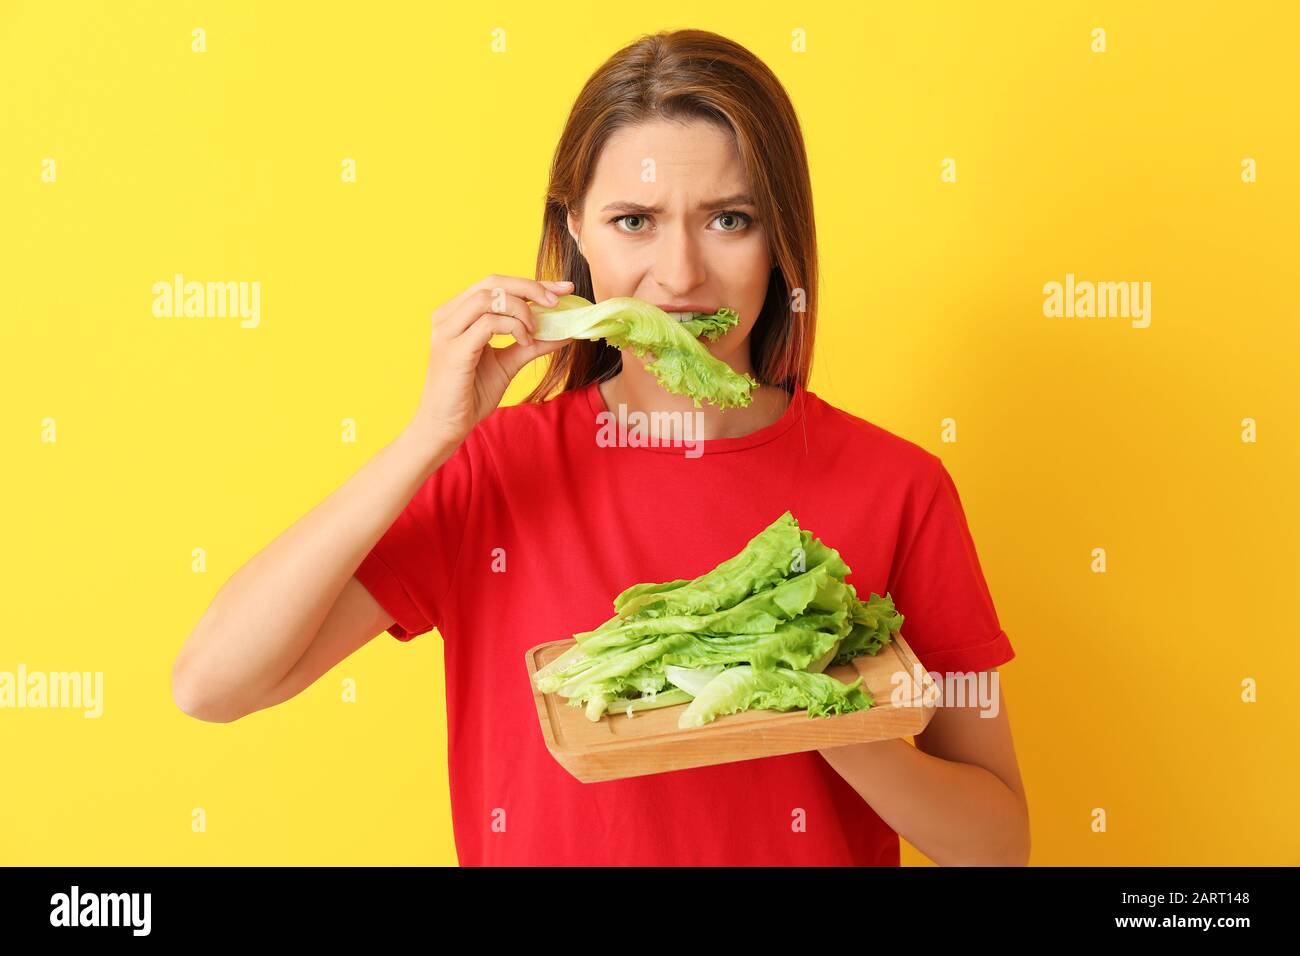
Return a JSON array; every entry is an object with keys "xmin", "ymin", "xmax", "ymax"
[{"xmin": 172, "ymin": 29, "xmax": 1029, "ymax": 867}]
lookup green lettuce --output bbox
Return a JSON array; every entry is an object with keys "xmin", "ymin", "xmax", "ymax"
[
  {"xmin": 531, "ymin": 510, "xmax": 906, "ymax": 728},
  {"xmin": 612, "ymin": 511, "xmax": 805, "ymax": 620},
  {"xmin": 679, "ymin": 665, "xmax": 874, "ymax": 728},
  {"xmin": 528, "ymin": 294, "xmax": 758, "ymax": 409}
]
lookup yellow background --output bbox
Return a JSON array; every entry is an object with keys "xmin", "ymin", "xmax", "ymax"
[{"xmin": 2, "ymin": 1, "xmax": 1296, "ymax": 865}]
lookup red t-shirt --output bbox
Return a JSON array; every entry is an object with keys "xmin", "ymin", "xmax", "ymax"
[{"xmin": 354, "ymin": 379, "xmax": 1014, "ymax": 866}]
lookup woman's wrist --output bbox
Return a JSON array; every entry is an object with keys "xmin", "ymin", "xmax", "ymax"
[{"xmin": 394, "ymin": 421, "xmax": 461, "ymax": 476}]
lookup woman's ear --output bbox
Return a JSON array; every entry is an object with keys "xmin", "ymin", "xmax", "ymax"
[{"xmin": 566, "ymin": 210, "xmax": 583, "ymax": 251}]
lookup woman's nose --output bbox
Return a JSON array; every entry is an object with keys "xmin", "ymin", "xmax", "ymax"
[{"xmin": 654, "ymin": 229, "xmax": 708, "ymax": 293}]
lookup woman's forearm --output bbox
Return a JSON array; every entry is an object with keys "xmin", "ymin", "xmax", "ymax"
[
  {"xmin": 171, "ymin": 425, "xmax": 456, "ymax": 720},
  {"xmin": 817, "ymin": 738, "xmax": 1030, "ymax": 866}
]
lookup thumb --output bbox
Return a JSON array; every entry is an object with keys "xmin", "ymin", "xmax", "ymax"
[{"xmin": 498, "ymin": 336, "xmax": 569, "ymax": 379}]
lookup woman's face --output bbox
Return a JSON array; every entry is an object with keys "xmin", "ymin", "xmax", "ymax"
[{"xmin": 567, "ymin": 118, "xmax": 773, "ymax": 370}]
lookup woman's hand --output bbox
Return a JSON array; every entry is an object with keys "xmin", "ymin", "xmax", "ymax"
[{"xmin": 408, "ymin": 274, "xmax": 573, "ymax": 447}]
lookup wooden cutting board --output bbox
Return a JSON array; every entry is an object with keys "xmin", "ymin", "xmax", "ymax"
[{"xmin": 525, "ymin": 632, "xmax": 937, "ymax": 783}]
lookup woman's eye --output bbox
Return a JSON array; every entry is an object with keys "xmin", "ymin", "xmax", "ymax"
[
  {"xmin": 714, "ymin": 211, "xmax": 753, "ymax": 232},
  {"xmin": 611, "ymin": 212, "xmax": 753, "ymax": 234},
  {"xmin": 613, "ymin": 214, "xmax": 649, "ymax": 233}
]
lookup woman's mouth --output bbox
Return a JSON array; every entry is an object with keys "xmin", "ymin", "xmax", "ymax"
[{"xmin": 654, "ymin": 304, "xmax": 714, "ymax": 321}]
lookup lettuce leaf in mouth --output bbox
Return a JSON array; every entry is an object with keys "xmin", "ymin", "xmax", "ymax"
[
  {"xmin": 531, "ymin": 510, "xmax": 905, "ymax": 728},
  {"xmin": 528, "ymin": 294, "xmax": 758, "ymax": 410}
]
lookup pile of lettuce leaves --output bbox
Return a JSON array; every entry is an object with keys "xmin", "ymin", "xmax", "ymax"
[
  {"xmin": 529, "ymin": 293, "xmax": 758, "ymax": 410},
  {"xmin": 532, "ymin": 511, "xmax": 905, "ymax": 729}
]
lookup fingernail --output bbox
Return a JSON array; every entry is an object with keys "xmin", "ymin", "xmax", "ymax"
[{"xmin": 545, "ymin": 292, "xmax": 558, "ymax": 305}]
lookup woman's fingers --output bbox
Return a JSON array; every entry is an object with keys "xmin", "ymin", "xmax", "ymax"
[
  {"xmin": 435, "ymin": 288, "xmax": 525, "ymax": 341},
  {"xmin": 437, "ymin": 277, "xmax": 573, "ymax": 341},
  {"xmin": 411, "ymin": 275, "xmax": 574, "ymax": 447},
  {"xmin": 461, "ymin": 311, "xmax": 534, "ymax": 353},
  {"xmin": 443, "ymin": 274, "xmax": 570, "ymax": 325},
  {"xmin": 495, "ymin": 336, "xmax": 571, "ymax": 379}
]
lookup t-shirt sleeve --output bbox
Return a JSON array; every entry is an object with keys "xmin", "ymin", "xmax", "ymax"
[
  {"xmin": 352, "ymin": 431, "xmax": 477, "ymax": 642},
  {"xmin": 885, "ymin": 456, "xmax": 1014, "ymax": 673}
]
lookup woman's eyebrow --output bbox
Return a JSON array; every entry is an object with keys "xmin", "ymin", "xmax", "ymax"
[{"xmin": 600, "ymin": 193, "xmax": 755, "ymax": 214}]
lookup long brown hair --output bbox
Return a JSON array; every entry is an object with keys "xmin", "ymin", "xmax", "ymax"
[{"xmin": 522, "ymin": 29, "xmax": 818, "ymax": 403}]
